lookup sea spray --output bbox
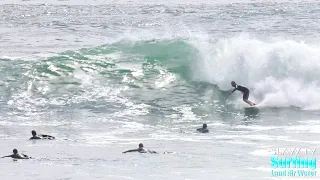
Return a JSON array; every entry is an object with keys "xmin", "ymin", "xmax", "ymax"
[{"xmin": 191, "ymin": 35, "xmax": 320, "ymax": 109}]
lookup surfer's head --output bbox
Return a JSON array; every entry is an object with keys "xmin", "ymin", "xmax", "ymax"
[
  {"xmin": 13, "ymin": 149, "xmax": 18, "ymax": 154},
  {"xmin": 203, "ymin": 124, "xmax": 207, "ymax": 129},
  {"xmin": 139, "ymin": 143, "xmax": 143, "ymax": 148},
  {"xmin": 231, "ymin": 81, "xmax": 236, "ymax": 87},
  {"xmin": 31, "ymin": 130, "xmax": 37, "ymax": 136}
]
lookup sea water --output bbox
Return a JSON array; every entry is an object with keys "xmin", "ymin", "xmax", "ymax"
[{"xmin": 1, "ymin": 0, "xmax": 320, "ymax": 179}]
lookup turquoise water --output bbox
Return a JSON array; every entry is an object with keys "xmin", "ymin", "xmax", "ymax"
[{"xmin": 1, "ymin": 1, "xmax": 320, "ymax": 179}]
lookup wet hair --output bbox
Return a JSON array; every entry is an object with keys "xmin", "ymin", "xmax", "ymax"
[
  {"xmin": 139, "ymin": 143, "xmax": 143, "ymax": 148},
  {"xmin": 13, "ymin": 149, "xmax": 18, "ymax": 154},
  {"xmin": 32, "ymin": 130, "xmax": 37, "ymax": 136},
  {"xmin": 203, "ymin": 124, "xmax": 207, "ymax": 128}
]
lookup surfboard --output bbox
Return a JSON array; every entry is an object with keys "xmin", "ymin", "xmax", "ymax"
[
  {"xmin": 245, "ymin": 106, "xmax": 259, "ymax": 109},
  {"xmin": 244, "ymin": 106, "xmax": 259, "ymax": 116}
]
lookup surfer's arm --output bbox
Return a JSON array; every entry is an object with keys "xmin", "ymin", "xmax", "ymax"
[
  {"xmin": 122, "ymin": 149, "xmax": 138, "ymax": 153},
  {"xmin": 229, "ymin": 88, "xmax": 237, "ymax": 95},
  {"xmin": 21, "ymin": 153, "xmax": 31, "ymax": 159},
  {"xmin": 1, "ymin": 155, "xmax": 12, "ymax": 158},
  {"xmin": 147, "ymin": 149, "xmax": 157, "ymax": 153}
]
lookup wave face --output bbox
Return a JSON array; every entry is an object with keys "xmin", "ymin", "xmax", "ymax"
[
  {"xmin": 192, "ymin": 35, "xmax": 320, "ymax": 110},
  {"xmin": 2, "ymin": 35, "xmax": 320, "ymax": 112},
  {"xmin": 0, "ymin": 40, "xmax": 198, "ymax": 113}
]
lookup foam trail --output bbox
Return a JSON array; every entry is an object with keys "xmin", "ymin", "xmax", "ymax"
[{"xmin": 191, "ymin": 34, "xmax": 320, "ymax": 110}]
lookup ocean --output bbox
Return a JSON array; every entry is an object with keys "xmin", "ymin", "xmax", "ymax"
[{"xmin": 1, "ymin": 0, "xmax": 320, "ymax": 179}]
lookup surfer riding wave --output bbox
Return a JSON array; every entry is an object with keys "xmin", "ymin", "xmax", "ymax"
[{"xmin": 229, "ymin": 81, "xmax": 256, "ymax": 106}]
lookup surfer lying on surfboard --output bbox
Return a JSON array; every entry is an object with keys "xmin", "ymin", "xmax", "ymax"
[
  {"xmin": 229, "ymin": 81, "xmax": 256, "ymax": 106},
  {"xmin": 122, "ymin": 143, "xmax": 157, "ymax": 154},
  {"xmin": 1, "ymin": 149, "xmax": 31, "ymax": 159}
]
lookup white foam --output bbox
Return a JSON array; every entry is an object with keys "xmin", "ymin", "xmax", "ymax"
[
  {"xmin": 170, "ymin": 105, "xmax": 201, "ymax": 122},
  {"xmin": 286, "ymin": 124, "xmax": 320, "ymax": 134},
  {"xmin": 191, "ymin": 34, "xmax": 320, "ymax": 110},
  {"xmin": 155, "ymin": 69, "xmax": 177, "ymax": 88},
  {"xmin": 232, "ymin": 125, "xmax": 282, "ymax": 131},
  {"xmin": 250, "ymin": 149, "xmax": 273, "ymax": 157},
  {"xmin": 215, "ymin": 134, "xmax": 289, "ymax": 141}
]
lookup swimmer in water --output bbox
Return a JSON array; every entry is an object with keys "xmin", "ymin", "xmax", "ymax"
[
  {"xmin": 1, "ymin": 149, "xmax": 31, "ymax": 159},
  {"xmin": 229, "ymin": 81, "xmax": 256, "ymax": 106},
  {"xmin": 122, "ymin": 143, "xmax": 157, "ymax": 154},
  {"xmin": 197, "ymin": 124, "xmax": 209, "ymax": 133},
  {"xmin": 29, "ymin": 130, "xmax": 55, "ymax": 140}
]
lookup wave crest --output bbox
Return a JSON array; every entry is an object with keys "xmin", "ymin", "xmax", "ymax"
[{"xmin": 192, "ymin": 34, "xmax": 320, "ymax": 109}]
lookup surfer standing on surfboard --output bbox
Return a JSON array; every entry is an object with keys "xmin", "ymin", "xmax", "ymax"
[{"xmin": 229, "ymin": 81, "xmax": 256, "ymax": 106}]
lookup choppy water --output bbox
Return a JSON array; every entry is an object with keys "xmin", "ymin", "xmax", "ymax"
[{"xmin": 1, "ymin": 0, "xmax": 320, "ymax": 179}]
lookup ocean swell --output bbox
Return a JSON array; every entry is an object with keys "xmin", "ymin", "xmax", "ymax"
[{"xmin": 2, "ymin": 35, "xmax": 320, "ymax": 112}]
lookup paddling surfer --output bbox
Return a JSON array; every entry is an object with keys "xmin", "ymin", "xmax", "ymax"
[
  {"xmin": 29, "ymin": 130, "xmax": 55, "ymax": 140},
  {"xmin": 122, "ymin": 143, "xmax": 157, "ymax": 154},
  {"xmin": 1, "ymin": 149, "xmax": 31, "ymax": 159},
  {"xmin": 197, "ymin": 124, "xmax": 209, "ymax": 133}
]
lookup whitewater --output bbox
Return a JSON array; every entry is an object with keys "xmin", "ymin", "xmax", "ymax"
[{"xmin": 1, "ymin": 0, "xmax": 320, "ymax": 180}]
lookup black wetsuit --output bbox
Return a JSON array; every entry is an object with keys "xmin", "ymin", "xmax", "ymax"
[
  {"xmin": 232, "ymin": 85, "xmax": 250, "ymax": 100},
  {"xmin": 2, "ymin": 153, "xmax": 30, "ymax": 159},
  {"xmin": 122, "ymin": 147, "xmax": 157, "ymax": 154},
  {"xmin": 30, "ymin": 135, "xmax": 55, "ymax": 140},
  {"xmin": 197, "ymin": 128, "xmax": 209, "ymax": 133}
]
